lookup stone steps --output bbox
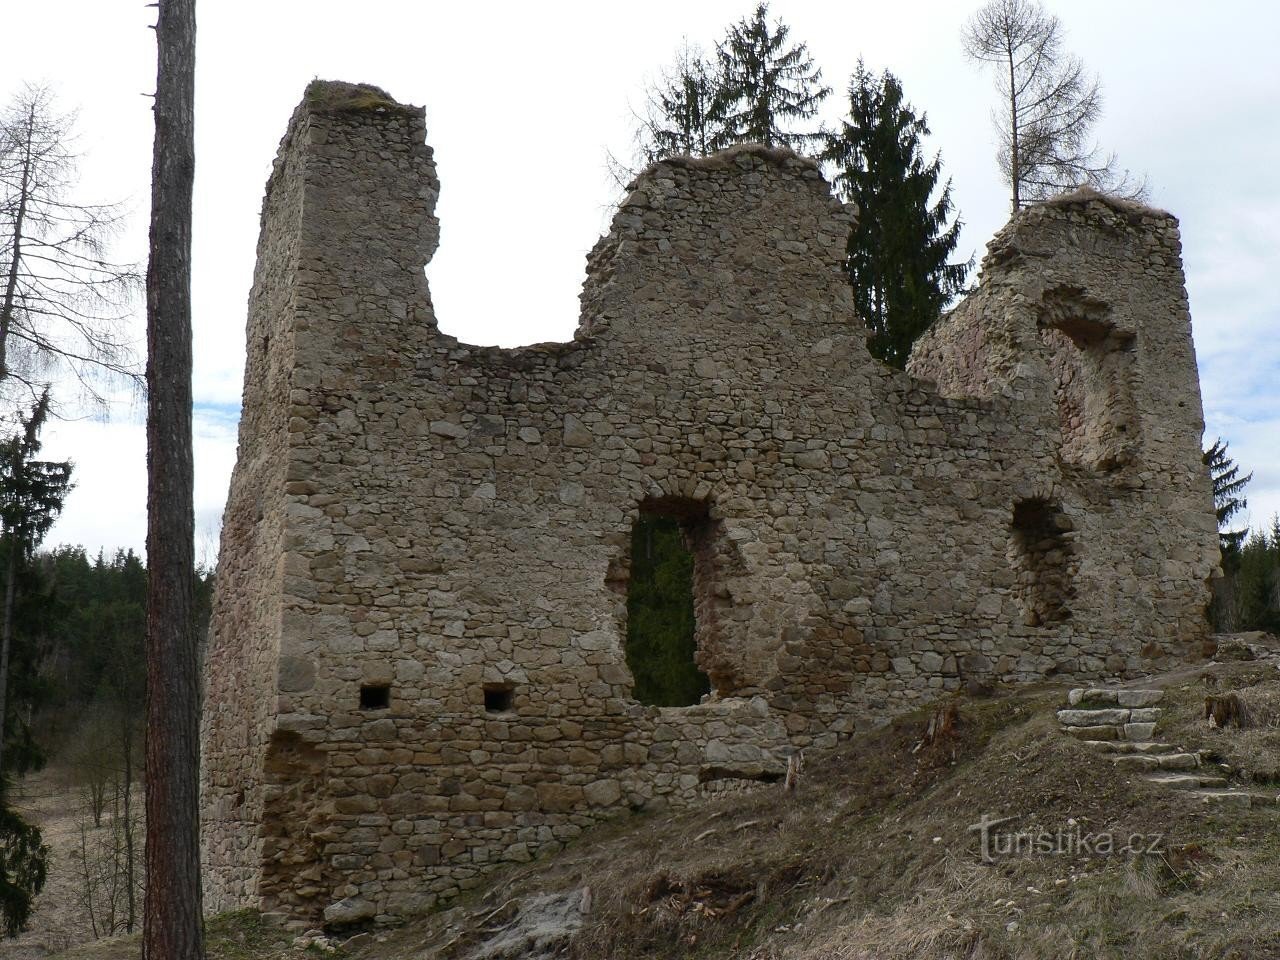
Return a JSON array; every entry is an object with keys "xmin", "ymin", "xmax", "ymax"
[
  {"xmin": 1059, "ymin": 686, "xmax": 1273, "ymax": 809},
  {"xmin": 1145, "ymin": 772, "xmax": 1229, "ymax": 789},
  {"xmin": 1058, "ymin": 699, "xmax": 1160, "ymax": 743},
  {"xmin": 1191, "ymin": 789, "xmax": 1280, "ymax": 808},
  {"xmin": 1067, "ymin": 688, "xmax": 1165, "ymax": 708},
  {"xmin": 1082, "ymin": 740, "xmax": 1175, "ymax": 754},
  {"xmin": 1110, "ymin": 752, "xmax": 1200, "ymax": 772}
]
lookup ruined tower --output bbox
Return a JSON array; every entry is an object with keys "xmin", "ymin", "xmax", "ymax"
[{"xmin": 200, "ymin": 81, "xmax": 1219, "ymax": 923}]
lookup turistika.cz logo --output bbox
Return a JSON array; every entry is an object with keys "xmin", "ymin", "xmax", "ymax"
[{"xmin": 967, "ymin": 813, "xmax": 1165, "ymax": 863}]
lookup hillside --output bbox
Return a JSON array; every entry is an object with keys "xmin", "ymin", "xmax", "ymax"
[{"xmin": 31, "ymin": 641, "xmax": 1280, "ymax": 960}]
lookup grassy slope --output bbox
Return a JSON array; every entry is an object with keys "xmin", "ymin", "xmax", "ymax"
[{"xmin": 47, "ymin": 663, "xmax": 1280, "ymax": 960}]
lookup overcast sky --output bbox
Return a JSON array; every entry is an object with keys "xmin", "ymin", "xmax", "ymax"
[{"xmin": 2, "ymin": 0, "xmax": 1277, "ymax": 558}]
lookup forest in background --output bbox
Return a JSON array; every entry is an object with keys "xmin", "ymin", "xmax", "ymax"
[{"xmin": 6, "ymin": 545, "xmax": 213, "ymax": 937}]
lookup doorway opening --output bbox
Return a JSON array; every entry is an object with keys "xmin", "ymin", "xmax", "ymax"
[
  {"xmin": 1009, "ymin": 498, "xmax": 1077, "ymax": 627},
  {"xmin": 625, "ymin": 499, "xmax": 713, "ymax": 707}
]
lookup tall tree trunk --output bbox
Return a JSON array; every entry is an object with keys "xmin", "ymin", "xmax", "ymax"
[
  {"xmin": 0, "ymin": 534, "xmax": 18, "ymax": 781},
  {"xmin": 1006, "ymin": 39, "xmax": 1020, "ymax": 213},
  {"xmin": 0, "ymin": 106, "xmax": 35, "ymax": 381},
  {"xmin": 143, "ymin": 0, "xmax": 203, "ymax": 957},
  {"xmin": 121, "ymin": 703, "xmax": 136, "ymax": 934}
]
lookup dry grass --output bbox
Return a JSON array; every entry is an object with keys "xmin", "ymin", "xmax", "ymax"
[
  {"xmin": 7, "ymin": 767, "xmax": 101, "ymax": 959},
  {"xmin": 48, "ymin": 912, "xmax": 300, "ymax": 960},
  {"xmin": 303, "ymin": 80, "xmax": 416, "ymax": 116},
  {"xmin": 31, "ymin": 669, "xmax": 1280, "ymax": 960},
  {"xmin": 1040, "ymin": 184, "xmax": 1172, "ymax": 221},
  {"xmin": 1157, "ymin": 661, "xmax": 1280, "ymax": 785}
]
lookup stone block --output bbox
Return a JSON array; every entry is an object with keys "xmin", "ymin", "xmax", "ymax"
[
  {"xmin": 1124, "ymin": 722, "xmax": 1158, "ymax": 741},
  {"xmin": 1067, "ymin": 688, "xmax": 1118, "ymax": 706},
  {"xmin": 277, "ymin": 656, "xmax": 316, "ymax": 693},
  {"xmin": 323, "ymin": 897, "xmax": 375, "ymax": 926},
  {"xmin": 1111, "ymin": 754, "xmax": 1158, "ymax": 771},
  {"xmin": 1116, "ymin": 690, "xmax": 1164, "ymax": 708},
  {"xmin": 1057, "ymin": 708, "xmax": 1129, "ymax": 726},
  {"xmin": 583, "ymin": 780, "xmax": 622, "ymax": 807},
  {"xmin": 535, "ymin": 783, "xmax": 583, "ymax": 813}
]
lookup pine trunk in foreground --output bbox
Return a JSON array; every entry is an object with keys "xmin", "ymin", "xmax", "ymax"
[{"xmin": 144, "ymin": 0, "xmax": 203, "ymax": 957}]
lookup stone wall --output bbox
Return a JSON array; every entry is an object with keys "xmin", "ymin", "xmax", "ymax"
[{"xmin": 200, "ymin": 81, "xmax": 1220, "ymax": 924}]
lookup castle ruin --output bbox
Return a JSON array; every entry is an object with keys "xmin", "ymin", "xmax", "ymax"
[{"xmin": 200, "ymin": 81, "xmax": 1220, "ymax": 924}]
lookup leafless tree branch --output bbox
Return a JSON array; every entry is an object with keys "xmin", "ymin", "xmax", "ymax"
[
  {"xmin": 962, "ymin": 0, "xmax": 1147, "ymax": 211},
  {"xmin": 0, "ymin": 83, "xmax": 142, "ymax": 415}
]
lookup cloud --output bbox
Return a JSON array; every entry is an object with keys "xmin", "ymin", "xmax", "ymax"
[
  {"xmin": 6, "ymin": 0, "xmax": 1277, "ymax": 556},
  {"xmin": 41, "ymin": 406, "xmax": 238, "ymax": 560}
]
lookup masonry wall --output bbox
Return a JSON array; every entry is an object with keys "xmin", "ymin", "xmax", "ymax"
[
  {"xmin": 200, "ymin": 96, "xmax": 312, "ymax": 912},
  {"xmin": 201, "ymin": 81, "xmax": 1220, "ymax": 924}
]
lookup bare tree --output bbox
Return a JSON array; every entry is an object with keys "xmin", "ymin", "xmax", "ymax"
[
  {"xmin": 0, "ymin": 85, "xmax": 139, "ymax": 409},
  {"xmin": 607, "ymin": 42, "xmax": 722, "ymax": 192},
  {"xmin": 962, "ymin": 0, "xmax": 1145, "ymax": 211},
  {"xmin": 143, "ymin": 0, "xmax": 204, "ymax": 957},
  {"xmin": 639, "ymin": 42, "xmax": 723, "ymax": 163},
  {"xmin": 69, "ymin": 700, "xmax": 143, "ymax": 939}
]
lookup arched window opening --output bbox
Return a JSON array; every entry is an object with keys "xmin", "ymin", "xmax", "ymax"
[
  {"xmin": 1037, "ymin": 288, "xmax": 1138, "ymax": 471},
  {"xmin": 625, "ymin": 500, "xmax": 713, "ymax": 707}
]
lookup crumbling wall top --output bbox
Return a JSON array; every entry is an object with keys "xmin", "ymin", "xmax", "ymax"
[
  {"xmin": 302, "ymin": 79, "xmax": 421, "ymax": 117},
  {"xmin": 1037, "ymin": 184, "xmax": 1173, "ymax": 222}
]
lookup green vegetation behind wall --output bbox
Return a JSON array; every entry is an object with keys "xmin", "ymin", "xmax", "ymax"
[{"xmin": 625, "ymin": 516, "xmax": 711, "ymax": 707}]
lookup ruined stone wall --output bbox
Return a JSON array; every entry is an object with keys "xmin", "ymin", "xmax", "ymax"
[
  {"xmin": 909, "ymin": 191, "xmax": 1219, "ymax": 646},
  {"xmin": 201, "ymin": 81, "xmax": 1219, "ymax": 924},
  {"xmin": 200, "ymin": 95, "xmax": 314, "ymax": 914}
]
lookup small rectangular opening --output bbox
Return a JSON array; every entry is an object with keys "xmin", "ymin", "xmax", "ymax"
[
  {"xmin": 360, "ymin": 683, "xmax": 391, "ymax": 710},
  {"xmin": 483, "ymin": 684, "xmax": 514, "ymax": 714}
]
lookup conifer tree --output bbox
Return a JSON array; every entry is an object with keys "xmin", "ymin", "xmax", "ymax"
[
  {"xmin": 144, "ymin": 0, "xmax": 205, "ymax": 954},
  {"xmin": 712, "ymin": 3, "xmax": 830, "ymax": 152},
  {"xmin": 0, "ymin": 390, "xmax": 69, "ymax": 938},
  {"xmin": 1203, "ymin": 437, "xmax": 1252, "ymax": 566},
  {"xmin": 0, "ymin": 390, "xmax": 70, "ymax": 780},
  {"xmin": 824, "ymin": 63, "xmax": 970, "ymax": 367}
]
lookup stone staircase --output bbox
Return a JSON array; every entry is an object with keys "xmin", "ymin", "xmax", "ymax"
[{"xmin": 1057, "ymin": 687, "xmax": 1280, "ymax": 808}]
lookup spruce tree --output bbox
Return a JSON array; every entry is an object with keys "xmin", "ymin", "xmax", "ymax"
[
  {"xmin": 0, "ymin": 390, "xmax": 71, "ymax": 781},
  {"xmin": 0, "ymin": 390, "xmax": 69, "ymax": 938},
  {"xmin": 824, "ymin": 63, "xmax": 970, "ymax": 367},
  {"xmin": 712, "ymin": 3, "xmax": 830, "ymax": 152},
  {"xmin": 1234, "ymin": 522, "xmax": 1280, "ymax": 633},
  {"xmin": 1203, "ymin": 437, "xmax": 1252, "ymax": 566}
]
